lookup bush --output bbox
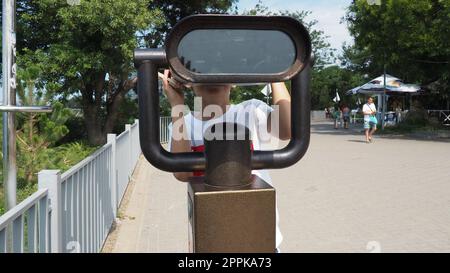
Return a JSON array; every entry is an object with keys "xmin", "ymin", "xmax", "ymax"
[
  {"xmin": 58, "ymin": 115, "xmax": 87, "ymax": 145},
  {"xmin": 403, "ymin": 101, "xmax": 428, "ymax": 127},
  {"xmin": 0, "ymin": 141, "xmax": 97, "ymax": 216},
  {"xmin": 49, "ymin": 142, "xmax": 98, "ymax": 172}
]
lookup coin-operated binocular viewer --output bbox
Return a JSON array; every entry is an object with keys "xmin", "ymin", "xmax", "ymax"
[{"xmin": 134, "ymin": 15, "xmax": 312, "ymax": 253}]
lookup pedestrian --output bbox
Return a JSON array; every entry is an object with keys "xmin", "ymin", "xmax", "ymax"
[
  {"xmin": 325, "ymin": 107, "xmax": 330, "ymax": 119},
  {"xmin": 342, "ymin": 104, "xmax": 350, "ymax": 129},
  {"xmin": 333, "ymin": 106, "xmax": 342, "ymax": 129},
  {"xmin": 328, "ymin": 106, "xmax": 334, "ymax": 119},
  {"xmin": 362, "ymin": 97, "xmax": 377, "ymax": 143}
]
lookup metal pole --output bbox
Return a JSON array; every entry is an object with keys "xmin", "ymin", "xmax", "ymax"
[
  {"xmin": 2, "ymin": 0, "xmax": 17, "ymax": 209},
  {"xmin": 382, "ymin": 59, "xmax": 387, "ymax": 130}
]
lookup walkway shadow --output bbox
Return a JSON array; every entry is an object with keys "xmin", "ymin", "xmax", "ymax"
[
  {"xmin": 311, "ymin": 121, "xmax": 450, "ymax": 143},
  {"xmin": 347, "ymin": 140, "xmax": 368, "ymax": 143},
  {"xmin": 311, "ymin": 121, "xmax": 363, "ymax": 136}
]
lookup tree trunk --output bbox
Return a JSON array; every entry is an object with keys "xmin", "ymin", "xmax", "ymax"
[
  {"xmin": 82, "ymin": 82, "xmax": 106, "ymax": 146},
  {"xmin": 83, "ymin": 101, "xmax": 106, "ymax": 145},
  {"xmin": 81, "ymin": 74, "xmax": 136, "ymax": 146},
  {"xmin": 104, "ymin": 77, "xmax": 137, "ymax": 134},
  {"xmin": 104, "ymin": 92, "xmax": 125, "ymax": 134}
]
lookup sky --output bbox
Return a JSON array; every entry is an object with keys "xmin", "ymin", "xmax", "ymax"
[{"xmin": 236, "ymin": 0, "xmax": 354, "ymax": 54}]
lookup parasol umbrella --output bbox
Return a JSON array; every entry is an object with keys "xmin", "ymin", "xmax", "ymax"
[{"xmin": 346, "ymin": 74, "xmax": 421, "ymax": 95}]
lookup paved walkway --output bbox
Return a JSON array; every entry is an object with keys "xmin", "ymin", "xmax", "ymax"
[{"xmin": 103, "ymin": 121, "xmax": 450, "ymax": 253}]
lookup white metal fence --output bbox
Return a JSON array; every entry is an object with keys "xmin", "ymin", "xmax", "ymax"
[
  {"xmin": 0, "ymin": 119, "xmax": 142, "ymax": 253},
  {"xmin": 160, "ymin": 116, "xmax": 171, "ymax": 144},
  {"xmin": 0, "ymin": 189, "xmax": 49, "ymax": 252}
]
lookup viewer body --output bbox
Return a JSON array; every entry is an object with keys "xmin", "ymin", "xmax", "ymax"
[{"xmin": 162, "ymin": 70, "xmax": 290, "ymax": 250}]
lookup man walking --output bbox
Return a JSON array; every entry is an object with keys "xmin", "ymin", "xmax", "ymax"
[{"xmin": 362, "ymin": 97, "xmax": 377, "ymax": 143}]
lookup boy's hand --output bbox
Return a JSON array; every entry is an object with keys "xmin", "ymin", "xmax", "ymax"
[{"xmin": 161, "ymin": 69, "xmax": 185, "ymax": 107}]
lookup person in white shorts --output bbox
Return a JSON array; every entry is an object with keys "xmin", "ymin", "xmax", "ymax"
[
  {"xmin": 362, "ymin": 96, "xmax": 378, "ymax": 143},
  {"xmin": 162, "ymin": 69, "xmax": 291, "ymax": 251}
]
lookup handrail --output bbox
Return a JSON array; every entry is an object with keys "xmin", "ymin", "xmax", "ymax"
[
  {"xmin": 60, "ymin": 143, "xmax": 112, "ymax": 180},
  {"xmin": 0, "ymin": 119, "xmax": 147, "ymax": 253},
  {"xmin": 0, "ymin": 189, "xmax": 48, "ymax": 231}
]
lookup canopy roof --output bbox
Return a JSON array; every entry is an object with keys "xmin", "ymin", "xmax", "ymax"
[{"xmin": 346, "ymin": 74, "xmax": 422, "ymax": 95}]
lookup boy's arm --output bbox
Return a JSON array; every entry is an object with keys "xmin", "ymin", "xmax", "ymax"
[
  {"xmin": 170, "ymin": 114, "xmax": 192, "ymax": 182},
  {"xmin": 268, "ymin": 82, "xmax": 291, "ymax": 140},
  {"xmin": 162, "ymin": 69, "xmax": 192, "ymax": 182}
]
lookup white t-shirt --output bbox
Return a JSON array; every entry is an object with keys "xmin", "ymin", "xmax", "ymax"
[
  {"xmin": 168, "ymin": 98, "xmax": 283, "ymax": 248},
  {"xmin": 168, "ymin": 99, "xmax": 274, "ymax": 183},
  {"xmin": 362, "ymin": 103, "xmax": 377, "ymax": 121}
]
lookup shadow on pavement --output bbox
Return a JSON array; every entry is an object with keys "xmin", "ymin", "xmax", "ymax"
[
  {"xmin": 311, "ymin": 121, "xmax": 363, "ymax": 136},
  {"xmin": 347, "ymin": 140, "xmax": 368, "ymax": 143},
  {"xmin": 311, "ymin": 120, "xmax": 450, "ymax": 143}
]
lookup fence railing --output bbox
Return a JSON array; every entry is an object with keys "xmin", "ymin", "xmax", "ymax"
[
  {"xmin": 0, "ymin": 119, "xmax": 141, "ymax": 253},
  {"xmin": 428, "ymin": 110, "xmax": 450, "ymax": 126},
  {"xmin": 160, "ymin": 116, "xmax": 171, "ymax": 144},
  {"xmin": 0, "ymin": 189, "xmax": 49, "ymax": 252}
]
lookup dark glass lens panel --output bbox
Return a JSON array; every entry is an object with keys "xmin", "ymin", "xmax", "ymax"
[{"xmin": 177, "ymin": 29, "xmax": 296, "ymax": 74}]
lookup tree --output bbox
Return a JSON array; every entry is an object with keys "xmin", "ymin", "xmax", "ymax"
[
  {"xmin": 15, "ymin": 52, "xmax": 72, "ymax": 185},
  {"xmin": 144, "ymin": 0, "xmax": 237, "ymax": 47},
  {"xmin": 311, "ymin": 66, "xmax": 365, "ymax": 110},
  {"xmin": 13, "ymin": 1, "xmax": 238, "ymax": 144},
  {"xmin": 240, "ymin": 1, "xmax": 336, "ymax": 69},
  {"xmin": 344, "ymin": 0, "xmax": 449, "ymax": 107},
  {"xmin": 15, "ymin": 0, "xmax": 164, "ymax": 145}
]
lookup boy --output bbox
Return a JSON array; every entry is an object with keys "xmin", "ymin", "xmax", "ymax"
[{"xmin": 163, "ymin": 69, "xmax": 292, "ymax": 251}]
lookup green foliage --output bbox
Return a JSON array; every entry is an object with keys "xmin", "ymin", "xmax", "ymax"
[
  {"xmin": 311, "ymin": 66, "xmax": 366, "ymax": 110},
  {"xmin": 343, "ymin": 0, "xmax": 450, "ymax": 103},
  {"xmin": 0, "ymin": 141, "xmax": 97, "ymax": 215},
  {"xmin": 14, "ymin": 52, "xmax": 72, "ymax": 185},
  {"xmin": 231, "ymin": 85, "xmax": 268, "ymax": 104},
  {"xmin": 145, "ymin": 0, "xmax": 236, "ymax": 47},
  {"xmin": 52, "ymin": 0, "xmax": 163, "ymax": 77},
  {"xmin": 57, "ymin": 110, "xmax": 86, "ymax": 144},
  {"xmin": 48, "ymin": 142, "xmax": 98, "ymax": 172},
  {"xmin": 15, "ymin": 0, "xmax": 164, "ymax": 145},
  {"xmin": 113, "ymin": 93, "xmax": 139, "ymax": 134},
  {"xmin": 403, "ymin": 102, "xmax": 429, "ymax": 127},
  {"xmin": 16, "ymin": 101, "xmax": 72, "ymax": 186}
]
